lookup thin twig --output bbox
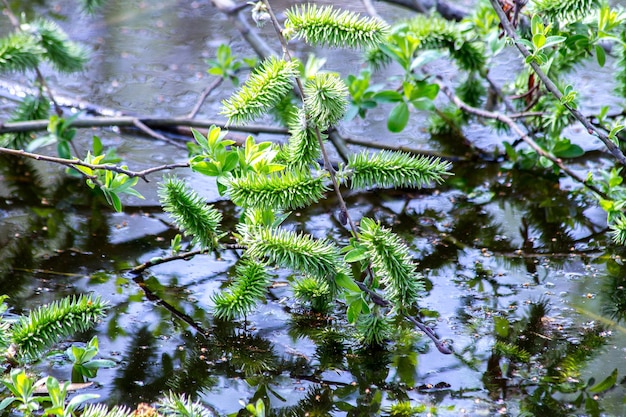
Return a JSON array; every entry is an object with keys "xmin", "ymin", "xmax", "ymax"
[
  {"xmin": 361, "ymin": 0, "xmax": 383, "ymax": 21},
  {"xmin": 133, "ymin": 275, "xmax": 211, "ymax": 337},
  {"xmin": 488, "ymin": 0, "xmax": 626, "ymax": 166},
  {"xmin": 132, "ymin": 118, "xmax": 187, "ymax": 149},
  {"xmin": 354, "ymin": 281, "xmax": 453, "ymax": 354},
  {"xmin": 187, "ymin": 77, "xmax": 223, "ymax": 119},
  {"xmin": 129, "ymin": 243, "xmax": 246, "ymax": 275},
  {"xmin": 129, "ymin": 249, "xmax": 209, "ymax": 274},
  {"xmin": 342, "ymin": 134, "xmax": 465, "ymax": 161},
  {"xmin": 0, "ymin": 146, "xmax": 189, "ymax": 182}
]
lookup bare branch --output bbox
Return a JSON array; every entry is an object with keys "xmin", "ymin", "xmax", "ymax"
[{"xmin": 187, "ymin": 77, "xmax": 223, "ymax": 119}]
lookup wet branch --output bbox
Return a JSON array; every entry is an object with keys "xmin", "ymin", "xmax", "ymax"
[
  {"xmin": 488, "ymin": 0, "xmax": 626, "ymax": 166},
  {"xmin": 129, "ymin": 244, "xmax": 246, "ymax": 275},
  {"xmin": 0, "ymin": 116, "xmax": 289, "ymax": 136}
]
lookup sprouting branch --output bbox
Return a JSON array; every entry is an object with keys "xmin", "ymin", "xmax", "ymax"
[
  {"xmin": 433, "ymin": 75, "xmax": 609, "ymax": 199},
  {"xmin": 488, "ymin": 0, "xmax": 626, "ymax": 167},
  {"xmin": 261, "ymin": 0, "xmax": 359, "ymax": 236},
  {"xmin": 0, "ymin": 146, "xmax": 189, "ymax": 182}
]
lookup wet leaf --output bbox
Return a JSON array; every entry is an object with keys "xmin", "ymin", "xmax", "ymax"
[
  {"xmin": 588, "ymin": 368, "xmax": 617, "ymax": 393},
  {"xmin": 388, "ymin": 102, "xmax": 409, "ymax": 133}
]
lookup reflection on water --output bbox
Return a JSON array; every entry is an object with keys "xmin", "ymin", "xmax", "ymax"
[{"xmin": 1, "ymin": 1, "xmax": 626, "ymax": 416}]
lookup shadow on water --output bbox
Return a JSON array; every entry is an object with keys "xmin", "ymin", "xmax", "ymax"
[{"xmin": 1, "ymin": 1, "xmax": 626, "ymax": 416}]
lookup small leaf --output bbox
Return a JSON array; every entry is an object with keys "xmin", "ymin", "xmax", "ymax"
[
  {"xmin": 494, "ymin": 316, "xmax": 509, "ymax": 337},
  {"xmin": 532, "ymin": 33, "xmax": 546, "ymax": 49},
  {"xmin": 57, "ymin": 141, "xmax": 71, "ymax": 159},
  {"xmin": 373, "ymin": 90, "xmax": 403, "ymax": 103},
  {"xmin": 110, "ymin": 192, "xmax": 122, "ymax": 212},
  {"xmin": 588, "ymin": 368, "xmax": 617, "ymax": 393},
  {"xmin": 595, "ymin": 44, "xmax": 606, "ymax": 67},
  {"xmin": 344, "ymin": 246, "xmax": 368, "ymax": 263},
  {"xmin": 388, "ymin": 102, "xmax": 409, "ymax": 133},
  {"xmin": 553, "ymin": 144, "xmax": 584, "ymax": 158},
  {"xmin": 192, "ymin": 161, "xmax": 220, "ymax": 176},
  {"xmin": 335, "ymin": 273, "xmax": 361, "ymax": 292},
  {"xmin": 222, "ymin": 152, "xmax": 239, "ymax": 172},
  {"xmin": 92, "ymin": 136, "xmax": 103, "ymax": 155}
]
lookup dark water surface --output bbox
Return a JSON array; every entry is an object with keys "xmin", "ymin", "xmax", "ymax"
[{"xmin": 1, "ymin": 1, "xmax": 626, "ymax": 416}]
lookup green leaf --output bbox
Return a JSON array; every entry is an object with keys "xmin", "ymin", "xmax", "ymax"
[
  {"xmin": 110, "ymin": 192, "xmax": 122, "ymax": 212},
  {"xmin": 92, "ymin": 136, "xmax": 103, "ymax": 155},
  {"xmin": 346, "ymin": 298, "xmax": 362, "ymax": 323},
  {"xmin": 191, "ymin": 161, "xmax": 220, "ymax": 176},
  {"xmin": 0, "ymin": 398, "xmax": 17, "ymax": 411},
  {"xmin": 410, "ymin": 97, "xmax": 434, "ymax": 111},
  {"xmin": 57, "ymin": 141, "xmax": 71, "ymax": 159},
  {"xmin": 373, "ymin": 90, "xmax": 403, "ymax": 103},
  {"xmin": 388, "ymin": 102, "xmax": 409, "ymax": 133},
  {"xmin": 588, "ymin": 368, "xmax": 617, "ymax": 393},
  {"xmin": 344, "ymin": 246, "xmax": 368, "ymax": 263},
  {"xmin": 222, "ymin": 152, "xmax": 239, "ymax": 172},
  {"xmin": 335, "ymin": 273, "xmax": 361, "ymax": 292},
  {"xmin": 494, "ymin": 316, "xmax": 509, "ymax": 337},
  {"xmin": 553, "ymin": 143, "xmax": 584, "ymax": 158},
  {"xmin": 543, "ymin": 36, "xmax": 566, "ymax": 49},
  {"xmin": 595, "ymin": 44, "xmax": 606, "ymax": 67},
  {"xmin": 533, "ymin": 33, "xmax": 546, "ymax": 49}
]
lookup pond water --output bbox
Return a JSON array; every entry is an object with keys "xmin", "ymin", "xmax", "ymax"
[{"xmin": 1, "ymin": 1, "xmax": 626, "ymax": 416}]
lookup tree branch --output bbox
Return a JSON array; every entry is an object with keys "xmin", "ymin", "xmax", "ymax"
[
  {"xmin": 488, "ymin": 0, "xmax": 626, "ymax": 166},
  {"xmin": 0, "ymin": 146, "xmax": 189, "ymax": 182},
  {"xmin": 0, "ymin": 116, "xmax": 289, "ymax": 136},
  {"xmin": 433, "ymin": 75, "xmax": 608, "ymax": 199}
]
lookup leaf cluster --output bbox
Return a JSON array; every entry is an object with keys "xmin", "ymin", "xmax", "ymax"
[
  {"xmin": 159, "ymin": 176, "xmax": 223, "ymax": 250},
  {"xmin": 284, "ymin": 4, "xmax": 389, "ymax": 50},
  {"xmin": 0, "ymin": 18, "xmax": 87, "ymax": 74},
  {"xmin": 227, "ymin": 169, "xmax": 329, "ymax": 211},
  {"xmin": 221, "ymin": 57, "xmax": 299, "ymax": 125},
  {"xmin": 9, "ymin": 294, "xmax": 108, "ymax": 361},
  {"xmin": 348, "ymin": 150, "xmax": 452, "ymax": 190},
  {"xmin": 240, "ymin": 225, "xmax": 345, "ymax": 284},
  {"xmin": 357, "ymin": 218, "xmax": 425, "ymax": 310},
  {"xmin": 530, "ymin": 0, "xmax": 601, "ymax": 22},
  {"xmin": 212, "ymin": 260, "xmax": 270, "ymax": 320}
]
